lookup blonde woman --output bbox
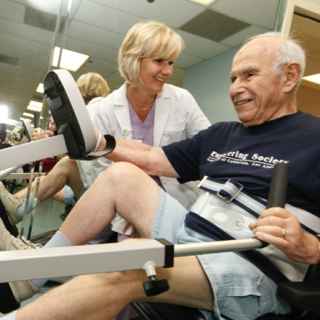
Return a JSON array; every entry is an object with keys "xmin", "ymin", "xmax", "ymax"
[{"xmin": 93, "ymin": 20, "xmax": 210, "ymax": 240}]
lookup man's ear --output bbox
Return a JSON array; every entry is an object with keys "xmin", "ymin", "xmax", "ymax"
[{"xmin": 282, "ymin": 62, "xmax": 302, "ymax": 93}]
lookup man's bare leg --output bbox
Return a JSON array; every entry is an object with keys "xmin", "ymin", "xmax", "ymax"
[
  {"xmin": 16, "ymin": 255, "xmax": 213, "ymax": 320},
  {"xmin": 59, "ymin": 161, "xmax": 161, "ymax": 245},
  {"xmin": 3, "ymin": 161, "xmax": 190, "ymax": 306}
]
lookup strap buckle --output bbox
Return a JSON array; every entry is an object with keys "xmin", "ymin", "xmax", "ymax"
[{"xmin": 216, "ymin": 179, "xmax": 243, "ymax": 203}]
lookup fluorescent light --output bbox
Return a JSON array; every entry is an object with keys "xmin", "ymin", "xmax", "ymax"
[
  {"xmin": 0, "ymin": 105, "xmax": 8, "ymax": 122},
  {"xmin": 30, "ymin": 100, "xmax": 43, "ymax": 108},
  {"xmin": 303, "ymin": 74, "xmax": 320, "ymax": 85},
  {"xmin": 27, "ymin": 105, "xmax": 42, "ymax": 112},
  {"xmin": 20, "ymin": 117, "xmax": 31, "ymax": 122},
  {"xmin": 7, "ymin": 119, "xmax": 21, "ymax": 126},
  {"xmin": 36, "ymin": 83, "xmax": 44, "ymax": 93},
  {"xmin": 188, "ymin": 0, "xmax": 216, "ymax": 5},
  {"xmin": 23, "ymin": 112, "xmax": 34, "ymax": 118},
  {"xmin": 52, "ymin": 47, "xmax": 60, "ymax": 67},
  {"xmin": 52, "ymin": 46, "xmax": 89, "ymax": 72}
]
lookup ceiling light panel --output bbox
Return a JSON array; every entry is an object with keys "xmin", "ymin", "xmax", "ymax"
[
  {"xmin": 36, "ymin": 83, "xmax": 44, "ymax": 93},
  {"xmin": 189, "ymin": 0, "xmax": 215, "ymax": 5},
  {"xmin": 23, "ymin": 112, "xmax": 34, "ymax": 118},
  {"xmin": 0, "ymin": 105, "xmax": 8, "ymax": 122},
  {"xmin": 27, "ymin": 105, "xmax": 42, "ymax": 112},
  {"xmin": 29, "ymin": 100, "xmax": 43, "ymax": 108},
  {"xmin": 303, "ymin": 74, "xmax": 320, "ymax": 85},
  {"xmin": 52, "ymin": 47, "xmax": 89, "ymax": 72}
]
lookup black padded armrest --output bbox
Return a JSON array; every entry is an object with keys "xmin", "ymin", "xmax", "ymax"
[{"xmin": 277, "ymin": 281, "xmax": 320, "ymax": 314}]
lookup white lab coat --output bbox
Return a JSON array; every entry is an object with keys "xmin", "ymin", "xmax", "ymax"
[{"xmin": 93, "ymin": 83, "xmax": 211, "ymax": 233}]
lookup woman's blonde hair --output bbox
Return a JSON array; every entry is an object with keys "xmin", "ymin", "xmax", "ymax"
[
  {"xmin": 76, "ymin": 72, "xmax": 110, "ymax": 104},
  {"xmin": 118, "ymin": 20, "xmax": 184, "ymax": 87}
]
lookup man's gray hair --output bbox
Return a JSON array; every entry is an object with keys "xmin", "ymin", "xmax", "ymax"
[{"xmin": 245, "ymin": 32, "xmax": 306, "ymax": 89}]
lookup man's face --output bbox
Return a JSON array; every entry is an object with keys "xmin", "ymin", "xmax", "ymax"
[{"xmin": 229, "ymin": 39, "xmax": 285, "ymax": 127}]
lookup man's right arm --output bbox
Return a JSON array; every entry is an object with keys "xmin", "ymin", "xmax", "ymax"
[{"xmin": 103, "ymin": 137, "xmax": 179, "ymax": 179}]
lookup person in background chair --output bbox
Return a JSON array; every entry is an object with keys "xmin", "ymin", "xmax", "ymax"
[{"xmin": 0, "ymin": 72, "xmax": 110, "ymax": 231}]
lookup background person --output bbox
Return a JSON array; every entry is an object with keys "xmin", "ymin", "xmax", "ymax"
[{"xmin": 0, "ymin": 72, "xmax": 110, "ymax": 230}]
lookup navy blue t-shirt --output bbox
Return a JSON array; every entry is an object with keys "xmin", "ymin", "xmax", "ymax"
[{"xmin": 163, "ymin": 111, "xmax": 320, "ymax": 216}]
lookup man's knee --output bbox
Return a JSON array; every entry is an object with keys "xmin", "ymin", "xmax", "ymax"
[
  {"xmin": 76, "ymin": 269, "xmax": 146, "ymax": 296},
  {"xmin": 100, "ymin": 162, "xmax": 149, "ymax": 186}
]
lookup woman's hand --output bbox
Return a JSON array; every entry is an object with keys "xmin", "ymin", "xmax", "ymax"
[
  {"xmin": 249, "ymin": 207, "xmax": 320, "ymax": 265},
  {"xmin": 122, "ymin": 221, "xmax": 139, "ymax": 238},
  {"xmin": 48, "ymin": 117, "xmax": 57, "ymax": 134},
  {"xmin": 31, "ymin": 128, "xmax": 50, "ymax": 141}
]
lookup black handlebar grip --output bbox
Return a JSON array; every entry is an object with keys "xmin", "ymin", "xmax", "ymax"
[
  {"xmin": 256, "ymin": 163, "xmax": 290, "ymax": 248},
  {"xmin": 266, "ymin": 163, "xmax": 290, "ymax": 209}
]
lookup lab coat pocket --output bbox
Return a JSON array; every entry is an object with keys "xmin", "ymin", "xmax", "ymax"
[{"xmin": 163, "ymin": 120, "xmax": 186, "ymax": 140}]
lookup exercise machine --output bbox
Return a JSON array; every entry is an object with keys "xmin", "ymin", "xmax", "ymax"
[{"xmin": 0, "ymin": 70, "xmax": 319, "ymax": 319}]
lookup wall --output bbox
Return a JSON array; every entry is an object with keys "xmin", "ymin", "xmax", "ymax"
[
  {"xmin": 183, "ymin": 46, "xmax": 240, "ymax": 125},
  {"xmin": 305, "ymin": 0, "xmax": 320, "ymax": 5},
  {"xmin": 297, "ymin": 84, "xmax": 320, "ymax": 117}
]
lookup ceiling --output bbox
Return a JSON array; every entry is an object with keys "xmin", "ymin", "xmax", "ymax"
[{"xmin": 0, "ymin": 0, "xmax": 280, "ymax": 133}]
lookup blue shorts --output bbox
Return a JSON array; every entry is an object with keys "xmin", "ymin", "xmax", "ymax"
[{"xmin": 151, "ymin": 189, "xmax": 291, "ymax": 320}]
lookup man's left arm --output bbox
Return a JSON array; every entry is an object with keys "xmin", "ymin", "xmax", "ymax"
[
  {"xmin": 103, "ymin": 136, "xmax": 180, "ymax": 179},
  {"xmin": 250, "ymin": 208, "xmax": 320, "ymax": 265}
]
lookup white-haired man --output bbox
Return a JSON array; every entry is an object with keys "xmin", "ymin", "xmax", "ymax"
[{"xmin": 1, "ymin": 32, "xmax": 320, "ymax": 320}]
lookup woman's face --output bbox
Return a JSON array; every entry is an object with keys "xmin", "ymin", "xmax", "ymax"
[{"xmin": 138, "ymin": 58, "xmax": 174, "ymax": 94}]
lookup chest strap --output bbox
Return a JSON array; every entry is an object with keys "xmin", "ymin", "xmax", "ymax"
[{"xmin": 198, "ymin": 176, "xmax": 320, "ymax": 235}]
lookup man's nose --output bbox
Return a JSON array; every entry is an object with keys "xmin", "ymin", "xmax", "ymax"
[{"xmin": 230, "ymin": 79, "xmax": 245, "ymax": 95}]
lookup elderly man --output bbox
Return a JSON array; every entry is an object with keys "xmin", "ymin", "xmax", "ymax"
[{"xmin": 1, "ymin": 32, "xmax": 320, "ymax": 320}]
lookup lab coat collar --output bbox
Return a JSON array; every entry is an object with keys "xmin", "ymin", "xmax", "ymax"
[
  {"xmin": 113, "ymin": 83, "xmax": 173, "ymax": 144},
  {"xmin": 88, "ymin": 96, "xmax": 104, "ymax": 106}
]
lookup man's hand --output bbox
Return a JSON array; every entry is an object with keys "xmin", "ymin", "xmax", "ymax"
[{"xmin": 249, "ymin": 208, "xmax": 320, "ymax": 265}]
